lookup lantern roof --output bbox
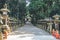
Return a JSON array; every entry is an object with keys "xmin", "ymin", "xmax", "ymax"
[
  {"xmin": 53, "ymin": 14, "xmax": 60, "ymax": 18},
  {"xmin": 0, "ymin": 3, "xmax": 10, "ymax": 12}
]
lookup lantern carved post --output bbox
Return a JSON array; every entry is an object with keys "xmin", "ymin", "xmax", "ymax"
[
  {"xmin": 0, "ymin": 3, "xmax": 10, "ymax": 33},
  {"xmin": 53, "ymin": 14, "xmax": 60, "ymax": 30}
]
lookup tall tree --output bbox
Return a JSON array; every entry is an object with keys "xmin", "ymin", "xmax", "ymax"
[
  {"xmin": 0, "ymin": 0, "xmax": 6, "ymax": 9},
  {"xmin": 6, "ymin": 0, "xmax": 26, "ymax": 22},
  {"xmin": 29, "ymin": 0, "xmax": 60, "ymax": 20},
  {"xmin": 29, "ymin": 0, "xmax": 60, "ymax": 24}
]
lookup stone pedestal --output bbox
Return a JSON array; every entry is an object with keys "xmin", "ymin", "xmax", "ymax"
[
  {"xmin": 0, "ymin": 32, "xmax": 3, "ymax": 40},
  {"xmin": 47, "ymin": 23, "xmax": 53, "ymax": 33}
]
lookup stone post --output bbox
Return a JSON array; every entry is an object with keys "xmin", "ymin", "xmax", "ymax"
[
  {"xmin": 0, "ymin": 31, "xmax": 3, "ymax": 40},
  {"xmin": 47, "ymin": 23, "xmax": 53, "ymax": 33}
]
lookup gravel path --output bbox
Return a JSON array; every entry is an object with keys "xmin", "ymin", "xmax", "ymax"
[{"xmin": 7, "ymin": 22, "xmax": 57, "ymax": 40}]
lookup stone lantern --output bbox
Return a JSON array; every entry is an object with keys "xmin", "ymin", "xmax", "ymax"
[
  {"xmin": 53, "ymin": 14, "xmax": 60, "ymax": 30},
  {"xmin": 0, "ymin": 3, "xmax": 10, "ymax": 25},
  {"xmin": 0, "ymin": 4, "xmax": 10, "ymax": 33}
]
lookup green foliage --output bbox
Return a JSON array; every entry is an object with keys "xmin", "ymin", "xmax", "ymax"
[
  {"xmin": 0, "ymin": 0, "xmax": 6, "ymax": 9},
  {"xmin": 8, "ymin": 0, "xmax": 26, "ymax": 21},
  {"xmin": 29, "ymin": 0, "xmax": 60, "ymax": 20},
  {"xmin": 29, "ymin": 0, "xmax": 46, "ymax": 20}
]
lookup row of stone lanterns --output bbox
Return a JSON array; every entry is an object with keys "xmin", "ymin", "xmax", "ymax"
[{"xmin": 47, "ymin": 14, "xmax": 60, "ymax": 33}]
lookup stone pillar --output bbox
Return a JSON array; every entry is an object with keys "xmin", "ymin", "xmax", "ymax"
[
  {"xmin": 50, "ymin": 23, "xmax": 53, "ymax": 33},
  {"xmin": 54, "ymin": 22, "xmax": 59, "ymax": 30},
  {"xmin": 0, "ymin": 32, "xmax": 3, "ymax": 40},
  {"xmin": 47, "ymin": 23, "xmax": 53, "ymax": 33},
  {"xmin": 5, "ymin": 15, "xmax": 8, "ymax": 25}
]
